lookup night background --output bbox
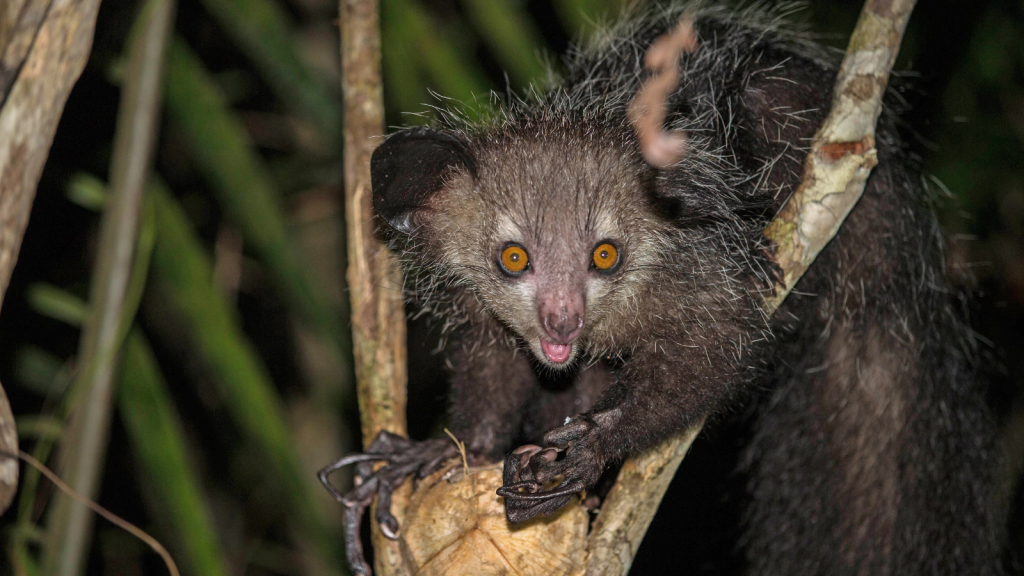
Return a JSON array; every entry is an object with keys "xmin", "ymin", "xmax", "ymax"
[{"xmin": 0, "ymin": 0, "xmax": 1022, "ymax": 574}]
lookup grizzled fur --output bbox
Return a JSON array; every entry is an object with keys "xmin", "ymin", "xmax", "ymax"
[{"xmin": 367, "ymin": 3, "xmax": 1004, "ymax": 574}]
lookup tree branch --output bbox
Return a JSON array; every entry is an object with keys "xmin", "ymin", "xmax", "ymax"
[
  {"xmin": 339, "ymin": 0, "xmax": 410, "ymax": 574},
  {"xmin": 586, "ymin": 1, "xmax": 918, "ymax": 572},
  {"xmin": 0, "ymin": 0, "xmax": 104, "ymax": 516}
]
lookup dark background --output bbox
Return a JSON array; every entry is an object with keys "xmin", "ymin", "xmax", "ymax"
[{"xmin": 0, "ymin": 0, "xmax": 1021, "ymax": 574}]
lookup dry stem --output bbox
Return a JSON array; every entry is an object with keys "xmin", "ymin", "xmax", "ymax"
[{"xmin": 339, "ymin": 0, "xmax": 410, "ymax": 574}]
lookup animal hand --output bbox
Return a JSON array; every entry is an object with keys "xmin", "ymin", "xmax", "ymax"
[
  {"xmin": 318, "ymin": 432, "xmax": 458, "ymax": 576},
  {"xmin": 498, "ymin": 414, "xmax": 609, "ymax": 523}
]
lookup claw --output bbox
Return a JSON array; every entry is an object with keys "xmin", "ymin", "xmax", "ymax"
[
  {"xmin": 318, "ymin": 433, "xmax": 461, "ymax": 576},
  {"xmin": 497, "ymin": 480, "xmax": 585, "ymax": 502},
  {"xmin": 376, "ymin": 480, "xmax": 401, "ymax": 539},
  {"xmin": 538, "ymin": 448, "xmax": 559, "ymax": 463},
  {"xmin": 500, "ymin": 412, "xmax": 614, "ymax": 524}
]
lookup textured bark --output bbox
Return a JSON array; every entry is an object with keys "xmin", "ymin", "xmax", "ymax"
[
  {"xmin": 0, "ymin": 0, "xmax": 103, "ymax": 515},
  {"xmin": 583, "ymin": 423, "xmax": 703, "ymax": 576},
  {"xmin": 762, "ymin": 0, "xmax": 916, "ymax": 313},
  {"xmin": 340, "ymin": 0, "xmax": 410, "ymax": 573},
  {"xmin": 0, "ymin": 0, "xmax": 49, "ymax": 100},
  {"xmin": 585, "ymin": 0, "xmax": 918, "ymax": 572}
]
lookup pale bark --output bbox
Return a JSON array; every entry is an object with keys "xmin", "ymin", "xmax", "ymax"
[
  {"xmin": 583, "ymin": 422, "xmax": 704, "ymax": 576},
  {"xmin": 0, "ymin": 0, "xmax": 104, "ymax": 515},
  {"xmin": 763, "ymin": 0, "xmax": 916, "ymax": 313},
  {"xmin": 339, "ymin": 0, "xmax": 410, "ymax": 574}
]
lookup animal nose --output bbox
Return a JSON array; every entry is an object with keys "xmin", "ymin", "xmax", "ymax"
[{"xmin": 544, "ymin": 307, "xmax": 583, "ymax": 344}]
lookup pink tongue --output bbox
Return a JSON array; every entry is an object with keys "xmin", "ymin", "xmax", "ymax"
[{"xmin": 541, "ymin": 339, "xmax": 571, "ymax": 363}]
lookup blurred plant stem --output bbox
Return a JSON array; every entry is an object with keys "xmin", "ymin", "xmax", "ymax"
[
  {"xmin": 552, "ymin": 0, "xmax": 624, "ymax": 36},
  {"xmin": 148, "ymin": 183, "xmax": 348, "ymax": 575},
  {"xmin": 164, "ymin": 38, "xmax": 349, "ymax": 403},
  {"xmin": 119, "ymin": 329, "xmax": 232, "ymax": 576},
  {"xmin": 458, "ymin": 0, "xmax": 550, "ymax": 88},
  {"xmin": 339, "ymin": 0, "xmax": 410, "ymax": 573},
  {"xmin": 380, "ymin": 0, "xmax": 490, "ymax": 117},
  {"xmin": 196, "ymin": 0, "xmax": 341, "ymax": 151},
  {"xmin": 42, "ymin": 0, "xmax": 174, "ymax": 573}
]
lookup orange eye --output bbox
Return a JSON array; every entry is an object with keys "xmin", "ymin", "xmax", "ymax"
[
  {"xmin": 592, "ymin": 242, "xmax": 619, "ymax": 271},
  {"xmin": 500, "ymin": 244, "xmax": 529, "ymax": 275}
]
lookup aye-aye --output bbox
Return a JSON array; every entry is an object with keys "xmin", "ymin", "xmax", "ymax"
[{"xmin": 321, "ymin": 3, "xmax": 1005, "ymax": 575}]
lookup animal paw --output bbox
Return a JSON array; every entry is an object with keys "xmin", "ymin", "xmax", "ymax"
[
  {"xmin": 318, "ymin": 432, "xmax": 459, "ymax": 575},
  {"xmin": 497, "ymin": 413, "xmax": 610, "ymax": 523}
]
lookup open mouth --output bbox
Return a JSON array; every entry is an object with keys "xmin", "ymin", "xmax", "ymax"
[{"xmin": 540, "ymin": 339, "xmax": 573, "ymax": 364}]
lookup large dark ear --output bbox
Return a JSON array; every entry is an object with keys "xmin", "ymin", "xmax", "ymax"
[{"xmin": 371, "ymin": 127, "xmax": 476, "ymax": 235}]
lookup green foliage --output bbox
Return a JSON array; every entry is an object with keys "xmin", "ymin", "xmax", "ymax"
[
  {"xmin": 148, "ymin": 183, "xmax": 346, "ymax": 572},
  {"xmin": 26, "ymin": 284, "xmax": 88, "ymax": 327},
  {"xmin": 459, "ymin": 0, "xmax": 551, "ymax": 88},
  {"xmin": 165, "ymin": 39, "xmax": 344, "ymax": 359},
  {"xmin": 119, "ymin": 329, "xmax": 231, "ymax": 576},
  {"xmin": 381, "ymin": 0, "xmax": 491, "ymax": 117},
  {"xmin": 196, "ymin": 0, "xmax": 341, "ymax": 147}
]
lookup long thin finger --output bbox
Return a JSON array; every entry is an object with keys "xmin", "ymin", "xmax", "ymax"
[
  {"xmin": 417, "ymin": 451, "xmax": 453, "ymax": 480},
  {"xmin": 318, "ymin": 465, "xmax": 350, "ymax": 502},
  {"xmin": 496, "ymin": 481, "xmax": 539, "ymax": 495},
  {"xmin": 343, "ymin": 501, "xmax": 373, "ymax": 576},
  {"xmin": 341, "ymin": 475, "xmax": 380, "ymax": 508},
  {"xmin": 502, "ymin": 450, "xmax": 537, "ymax": 487},
  {"xmin": 319, "ymin": 453, "xmax": 394, "ymax": 499},
  {"xmin": 497, "ymin": 481, "xmax": 585, "ymax": 502},
  {"xmin": 335, "ymin": 452, "xmax": 395, "ymax": 468},
  {"xmin": 376, "ymin": 482, "xmax": 399, "ymax": 539}
]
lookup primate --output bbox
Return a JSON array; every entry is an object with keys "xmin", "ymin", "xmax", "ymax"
[{"xmin": 321, "ymin": 3, "xmax": 1005, "ymax": 574}]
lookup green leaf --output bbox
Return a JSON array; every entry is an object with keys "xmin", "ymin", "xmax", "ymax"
[
  {"xmin": 66, "ymin": 173, "xmax": 109, "ymax": 211},
  {"xmin": 15, "ymin": 416, "xmax": 64, "ymax": 441},
  {"xmin": 196, "ymin": 0, "xmax": 340, "ymax": 146},
  {"xmin": 382, "ymin": 0, "xmax": 491, "ymax": 116},
  {"xmin": 459, "ymin": 0, "xmax": 551, "ymax": 88},
  {"xmin": 552, "ymin": 0, "xmax": 623, "ymax": 37},
  {"xmin": 119, "ymin": 329, "xmax": 232, "ymax": 576},
  {"xmin": 13, "ymin": 347, "xmax": 65, "ymax": 395},
  {"xmin": 164, "ymin": 38, "xmax": 345, "ymax": 363},
  {"xmin": 148, "ymin": 183, "xmax": 346, "ymax": 573},
  {"xmin": 26, "ymin": 284, "xmax": 88, "ymax": 327}
]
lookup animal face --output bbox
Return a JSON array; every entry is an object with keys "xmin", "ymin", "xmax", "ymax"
[{"xmin": 417, "ymin": 131, "xmax": 666, "ymax": 368}]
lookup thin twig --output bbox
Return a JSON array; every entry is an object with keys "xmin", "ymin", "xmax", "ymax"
[
  {"xmin": 763, "ymin": 0, "xmax": 917, "ymax": 312},
  {"xmin": 2, "ymin": 450, "xmax": 180, "ymax": 576}
]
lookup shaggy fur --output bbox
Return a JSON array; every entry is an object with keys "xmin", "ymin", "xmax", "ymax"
[{"xmin": 362, "ymin": 3, "xmax": 1005, "ymax": 574}]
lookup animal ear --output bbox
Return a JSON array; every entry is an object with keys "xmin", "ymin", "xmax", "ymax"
[{"xmin": 371, "ymin": 127, "xmax": 476, "ymax": 235}]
